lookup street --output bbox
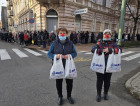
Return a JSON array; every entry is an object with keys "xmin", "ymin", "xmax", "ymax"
[{"xmin": 0, "ymin": 41, "xmax": 140, "ymax": 106}]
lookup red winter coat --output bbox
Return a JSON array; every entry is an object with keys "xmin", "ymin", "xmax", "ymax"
[{"xmin": 24, "ymin": 34, "xmax": 29, "ymax": 41}]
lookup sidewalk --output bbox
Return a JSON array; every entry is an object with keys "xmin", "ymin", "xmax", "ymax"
[
  {"xmin": 125, "ymin": 67, "xmax": 140, "ymax": 100},
  {"xmin": 27, "ymin": 43, "xmax": 95, "ymax": 52}
]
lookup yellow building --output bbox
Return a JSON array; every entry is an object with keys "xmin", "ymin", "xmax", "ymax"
[
  {"xmin": 6, "ymin": 0, "xmax": 140, "ymax": 35},
  {"xmin": 0, "ymin": 21, "xmax": 2, "ymax": 30}
]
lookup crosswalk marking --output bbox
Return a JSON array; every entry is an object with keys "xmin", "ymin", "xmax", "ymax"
[
  {"xmin": 121, "ymin": 51, "xmax": 135, "ymax": 56},
  {"xmin": 78, "ymin": 51, "xmax": 88, "ymax": 53},
  {"xmin": 24, "ymin": 48, "xmax": 42, "ymax": 56},
  {"xmin": 122, "ymin": 53, "xmax": 140, "ymax": 61},
  {"xmin": 0, "ymin": 49, "xmax": 11, "ymax": 60},
  {"xmin": 39, "ymin": 50, "xmax": 48, "ymax": 54},
  {"xmin": 85, "ymin": 52, "xmax": 92, "ymax": 54},
  {"xmin": 12, "ymin": 49, "xmax": 28, "ymax": 58}
]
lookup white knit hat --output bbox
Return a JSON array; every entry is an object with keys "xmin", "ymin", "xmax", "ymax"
[{"xmin": 103, "ymin": 29, "xmax": 112, "ymax": 35}]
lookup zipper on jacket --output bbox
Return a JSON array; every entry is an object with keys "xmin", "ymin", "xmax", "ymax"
[{"xmin": 63, "ymin": 45, "xmax": 64, "ymax": 55}]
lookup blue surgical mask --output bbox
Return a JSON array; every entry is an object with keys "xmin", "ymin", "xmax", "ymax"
[
  {"xmin": 103, "ymin": 38, "xmax": 111, "ymax": 41},
  {"xmin": 59, "ymin": 36, "xmax": 66, "ymax": 41}
]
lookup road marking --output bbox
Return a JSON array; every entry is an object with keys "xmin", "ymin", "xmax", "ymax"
[
  {"xmin": 122, "ymin": 53, "xmax": 140, "ymax": 61},
  {"xmin": 85, "ymin": 52, "xmax": 93, "ymax": 54},
  {"xmin": 0, "ymin": 49, "xmax": 11, "ymax": 60},
  {"xmin": 121, "ymin": 51, "xmax": 135, "ymax": 56},
  {"xmin": 24, "ymin": 48, "xmax": 42, "ymax": 56},
  {"xmin": 39, "ymin": 50, "xmax": 48, "ymax": 54},
  {"xmin": 12, "ymin": 49, "xmax": 28, "ymax": 58},
  {"xmin": 78, "ymin": 51, "xmax": 88, "ymax": 53}
]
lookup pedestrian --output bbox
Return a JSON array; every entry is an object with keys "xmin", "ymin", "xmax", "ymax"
[
  {"xmin": 19, "ymin": 32, "xmax": 24, "ymax": 47},
  {"xmin": 41, "ymin": 31, "xmax": 47, "ymax": 48},
  {"xmin": 85, "ymin": 31, "xmax": 89, "ymax": 44},
  {"xmin": 91, "ymin": 32, "xmax": 95, "ymax": 43},
  {"xmin": 24, "ymin": 32, "xmax": 29, "ymax": 46},
  {"xmin": 33, "ymin": 31, "xmax": 38, "ymax": 45},
  {"xmin": 37, "ymin": 31, "xmax": 42, "ymax": 48},
  {"xmin": 91, "ymin": 29, "xmax": 120, "ymax": 102},
  {"xmin": 48, "ymin": 27, "xmax": 77, "ymax": 105},
  {"xmin": 70, "ymin": 32, "xmax": 74, "ymax": 42}
]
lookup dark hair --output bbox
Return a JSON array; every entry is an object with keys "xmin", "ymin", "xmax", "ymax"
[{"xmin": 56, "ymin": 28, "xmax": 68, "ymax": 35}]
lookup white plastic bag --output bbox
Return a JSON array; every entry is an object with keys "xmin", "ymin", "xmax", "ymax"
[
  {"xmin": 90, "ymin": 49, "xmax": 105, "ymax": 74},
  {"xmin": 106, "ymin": 49, "xmax": 121, "ymax": 73},
  {"xmin": 65, "ymin": 55, "xmax": 77, "ymax": 79},
  {"xmin": 50, "ymin": 55, "xmax": 65, "ymax": 79}
]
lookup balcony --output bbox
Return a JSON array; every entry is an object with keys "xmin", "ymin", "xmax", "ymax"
[
  {"xmin": 10, "ymin": 10, "xmax": 13, "ymax": 16},
  {"xmin": 8, "ymin": 14, "xmax": 11, "ymax": 18},
  {"xmin": 9, "ymin": 1, "xmax": 13, "ymax": 7},
  {"xmin": 36, "ymin": 0, "xmax": 64, "ymax": 4},
  {"xmin": 7, "ymin": 6, "xmax": 11, "ymax": 10}
]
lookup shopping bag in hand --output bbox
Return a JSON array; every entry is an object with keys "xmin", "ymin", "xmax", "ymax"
[
  {"xmin": 50, "ymin": 55, "xmax": 65, "ymax": 79},
  {"xmin": 65, "ymin": 55, "xmax": 77, "ymax": 79},
  {"xmin": 106, "ymin": 49, "xmax": 121, "ymax": 73},
  {"xmin": 90, "ymin": 49, "xmax": 105, "ymax": 74}
]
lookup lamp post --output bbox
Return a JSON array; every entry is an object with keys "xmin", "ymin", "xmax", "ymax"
[{"xmin": 117, "ymin": 0, "xmax": 126, "ymax": 46}]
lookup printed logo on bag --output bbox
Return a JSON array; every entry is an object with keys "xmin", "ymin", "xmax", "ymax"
[
  {"xmin": 52, "ymin": 71, "xmax": 63, "ymax": 76},
  {"xmin": 69, "ymin": 70, "xmax": 72, "ymax": 73},
  {"xmin": 111, "ymin": 64, "xmax": 121, "ymax": 67},
  {"xmin": 56, "ymin": 71, "xmax": 63, "ymax": 74},
  {"xmin": 52, "ymin": 71, "xmax": 55, "ymax": 76},
  {"xmin": 72, "ymin": 69, "xmax": 76, "ymax": 72},
  {"xmin": 92, "ymin": 63, "xmax": 103, "ymax": 67}
]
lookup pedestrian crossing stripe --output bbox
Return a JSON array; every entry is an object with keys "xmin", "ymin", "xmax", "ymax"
[
  {"xmin": 0, "ymin": 49, "xmax": 11, "ymax": 60},
  {"xmin": 85, "ymin": 52, "xmax": 92, "ymax": 54},
  {"xmin": 24, "ymin": 48, "xmax": 42, "ymax": 56},
  {"xmin": 122, "ymin": 53, "xmax": 140, "ymax": 61},
  {"xmin": 121, "ymin": 51, "xmax": 135, "ymax": 56},
  {"xmin": 12, "ymin": 48, "xmax": 28, "ymax": 58},
  {"xmin": 39, "ymin": 50, "xmax": 48, "ymax": 54}
]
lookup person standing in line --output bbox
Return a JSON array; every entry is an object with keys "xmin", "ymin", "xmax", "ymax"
[
  {"xmin": 24, "ymin": 32, "xmax": 29, "ymax": 46},
  {"xmin": 48, "ymin": 28, "xmax": 77, "ymax": 105},
  {"xmin": 85, "ymin": 31, "xmax": 89, "ymax": 44},
  {"xmin": 91, "ymin": 29, "xmax": 120, "ymax": 102}
]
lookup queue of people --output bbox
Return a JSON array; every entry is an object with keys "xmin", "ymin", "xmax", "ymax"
[{"xmin": 48, "ymin": 28, "xmax": 121, "ymax": 105}]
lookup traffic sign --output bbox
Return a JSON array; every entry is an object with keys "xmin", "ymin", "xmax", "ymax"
[
  {"xmin": 29, "ymin": 18, "xmax": 34, "ymax": 24},
  {"xmin": 74, "ymin": 8, "xmax": 88, "ymax": 15}
]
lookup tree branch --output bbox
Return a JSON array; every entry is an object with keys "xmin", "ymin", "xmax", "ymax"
[{"xmin": 126, "ymin": 2, "xmax": 135, "ymax": 19}]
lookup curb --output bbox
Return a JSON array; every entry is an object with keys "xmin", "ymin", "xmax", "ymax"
[{"xmin": 125, "ymin": 72, "xmax": 140, "ymax": 100}]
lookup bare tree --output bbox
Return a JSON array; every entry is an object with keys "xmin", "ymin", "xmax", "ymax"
[
  {"xmin": 111, "ymin": 0, "xmax": 140, "ymax": 40},
  {"xmin": 126, "ymin": 0, "xmax": 140, "ymax": 40}
]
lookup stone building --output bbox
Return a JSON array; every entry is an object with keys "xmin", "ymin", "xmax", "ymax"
[
  {"xmin": 1, "ymin": 6, "xmax": 8, "ymax": 31},
  {"xmin": 6, "ymin": 0, "xmax": 140, "ymax": 35}
]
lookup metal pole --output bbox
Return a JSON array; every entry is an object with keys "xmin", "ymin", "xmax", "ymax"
[{"xmin": 117, "ymin": 0, "xmax": 126, "ymax": 46}]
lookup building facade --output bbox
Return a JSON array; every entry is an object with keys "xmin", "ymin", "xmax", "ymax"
[
  {"xmin": 1, "ymin": 6, "xmax": 8, "ymax": 31},
  {"xmin": 6, "ymin": 0, "xmax": 140, "ymax": 35},
  {"xmin": 0, "ymin": 21, "xmax": 2, "ymax": 30}
]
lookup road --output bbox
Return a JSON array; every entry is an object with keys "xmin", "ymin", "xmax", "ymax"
[{"xmin": 0, "ymin": 41, "xmax": 140, "ymax": 106}]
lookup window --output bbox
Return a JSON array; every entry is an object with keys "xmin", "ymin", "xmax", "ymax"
[
  {"xmin": 102, "ymin": 0, "xmax": 106, "ymax": 6},
  {"xmin": 93, "ymin": 0, "xmax": 97, "ymax": 3}
]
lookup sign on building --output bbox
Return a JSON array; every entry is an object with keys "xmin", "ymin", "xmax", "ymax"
[{"xmin": 74, "ymin": 8, "xmax": 88, "ymax": 15}]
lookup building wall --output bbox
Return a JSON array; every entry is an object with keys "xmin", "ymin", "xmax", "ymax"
[
  {"xmin": 1, "ymin": 6, "xmax": 8, "ymax": 31},
  {"xmin": 6, "ymin": 0, "xmax": 139, "ymax": 35}
]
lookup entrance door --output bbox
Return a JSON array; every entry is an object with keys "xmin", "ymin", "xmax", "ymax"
[
  {"xmin": 46, "ymin": 9, "xmax": 58, "ymax": 34},
  {"xmin": 75, "ymin": 14, "xmax": 81, "ymax": 32}
]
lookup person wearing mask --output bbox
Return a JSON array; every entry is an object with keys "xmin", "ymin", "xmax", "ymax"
[
  {"xmin": 91, "ymin": 29, "xmax": 120, "ymax": 102},
  {"xmin": 48, "ymin": 28, "xmax": 77, "ymax": 105}
]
